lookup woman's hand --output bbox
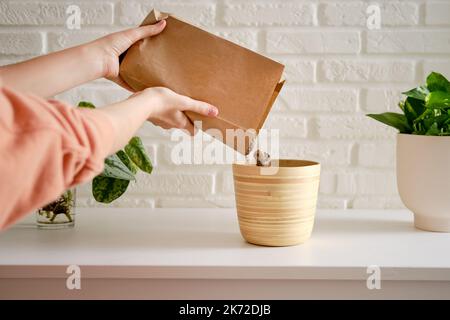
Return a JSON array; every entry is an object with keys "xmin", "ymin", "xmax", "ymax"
[
  {"xmin": 131, "ymin": 87, "xmax": 219, "ymax": 135},
  {"xmin": 96, "ymin": 87, "xmax": 218, "ymax": 153},
  {"xmin": 89, "ymin": 20, "xmax": 167, "ymax": 91}
]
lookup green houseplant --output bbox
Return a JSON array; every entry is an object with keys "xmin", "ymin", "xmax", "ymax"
[
  {"xmin": 367, "ymin": 72, "xmax": 450, "ymax": 135},
  {"xmin": 367, "ymin": 72, "xmax": 450, "ymax": 232},
  {"xmin": 36, "ymin": 101, "xmax": 153, "ymax": 228}
]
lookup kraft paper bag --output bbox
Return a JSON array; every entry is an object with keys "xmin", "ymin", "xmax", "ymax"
[{"xmin": 119, "ymin": 9, "xmax": 285, "ymax": 155}]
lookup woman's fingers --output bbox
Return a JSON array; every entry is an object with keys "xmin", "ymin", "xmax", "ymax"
[
  {"xmin": 138, "ymin": 87, "xmax": 217, "ymax": 135},
  {"xmin": 105, "ymin": 20, "xmax": 167, "ymax": 56},
  {"xmin": 124, "ymin": 20, "xmax": 166, "ymax": 44},
  {"xmin": 182, "ymin": 97, "xmax": 219, "ymax": 118}
]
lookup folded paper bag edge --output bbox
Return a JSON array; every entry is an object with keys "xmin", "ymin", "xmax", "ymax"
[
  {"xmin": 257, "ymin": 79, "xmax": 286, "ymax": 132},
  {"xmin": 141, "ymin": 9, "xmax": 170, "ymax": 25}
]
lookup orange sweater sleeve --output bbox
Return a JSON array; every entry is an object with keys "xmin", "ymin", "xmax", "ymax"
[{"xmin": 0, "ymin": 86, "xmax": 115, "ymax": 230}]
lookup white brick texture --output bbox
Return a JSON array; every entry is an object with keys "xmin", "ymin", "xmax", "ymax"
[
  {"xmin": 48, "ymin": 31, "xmax": 108, "ymax": 51},
  {"xmin": 367, "ymin": 31, "xmax": 450, "ymax": 53},
  {"xmin": 319, "ymin": 1, "xmax": 419, "ymax": 27},
  {"xmin": 223, "ymin": 2, "xmax": 315, "ymax": 27},
  {"xmin": 278, "ymin": 58, "xmax": 316, "ymax": 83},
  {"xmin": 212, "ymin": 29, "xmax": 258, "ymax": 51},
  {"xmin": 267, "ymin": 31, "xmax": 360, "ymax": 54},
  {"xmin": 263, "ymin": 114, "xmax": 307, "ymax": 138},
  {"xmin": 319, "ymin": 60, "xmax": 416, "ymax": 83},
  {"xmin": 279, "ymin": 141, "xmax": 352, "ymax": 166},
  {"xmin": 0, "ymin": 32, "xmax": 43, "ymax": 55},
  {"xmin": 2, "ymin": 0, "xmax": 450, "ymax": 210},
  {"xmin": 128, "ymin": 172, "xmax": 215, "ymax": 196},
  {"xmin": 361, "ymin": 89, "xmax": 404, "ymax": 113},
  {"xmin": 315, "ymin": 115, "xmax": 396, "ymax": 140},
  {"xmin": 0, "ymin": 2, "xmax": 113, "ymax": 26},
  {"xmin": 118, "ymin": 1, "xmax": 216, "ymax": 27},
  {"xmin": 357, "ymin": 143, "xmax": 396, "ymax": 168},
  {"xmin": 278, "ymin": 87, "xmax": 358, "ymax": 112},
  {"xmin": 426, "ymin": 1, "xmax": 450, "ymax": 26},
  {"xmin": 423, "ymin": 60, "xmax": 450, "ymax": 80}
]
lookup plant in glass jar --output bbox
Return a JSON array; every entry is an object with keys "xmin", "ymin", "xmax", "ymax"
[
  {"xmin": 36, "ymin": 101, "xmax": 153, "ymax": 229},
  {"xmin": 36, "ymin": 189, "xmax": 76, "ymax": 228}
]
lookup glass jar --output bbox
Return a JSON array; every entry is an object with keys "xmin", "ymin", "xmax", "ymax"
[{"xmin": 36, "ymin": 189, "xmax": 76, "ymax": 229}]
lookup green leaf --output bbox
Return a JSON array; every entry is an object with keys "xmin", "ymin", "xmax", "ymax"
[
  {"xmin": 423, "ymin": 117, "xmax": 436, "ymax": 131},
  {"xmin": 402, "ymin": 86, "xmax": 429, "ymax": 101},
  {"xmin": 100, "ymin": 154, "xmax": 135, "ymax": 181},
  {"xmin": 444, "ymin": 116, "xmax": 450, "ymax": 126},
  {"xmin": 426, "ymin": 72, "xmax": 450, "ymax": 93},
  {"xmin": 434, "ymin": 113, "xmax": 449, "ymax": 127},
  {"xmin": 367, "ymin": 112, "xmax": 412, "ymax": 133},
  {"xmin": 92, "ymin": 176, "xmax": 130, "ymax": 203},
  {"xmin": 116, "ymin": 150, "xmax": 138, "ymax": 174},
  {"xmin": 425, "ymin": 91, "xmax": 450, "ymax": 109},
  {"xmin": 425, "ymin": 122, "xmax": 441, "ymax": 136},
  {"xmin": 413, "ymin": 108, "xmax": 433, "ymax": 122},
  {"xmin": 124, "ymin": 137, "xmax": 153, "ymax": 174},
  {"xmin": 403, "ymin": 98, "xmax": 425, "ymax": 127},
  {"xmin": 406, "ymin": 97, "xmax": 426, "ymax": 115},
  {"xmin": 92, "ymin": 151, "xmax": 138, "ymax": 203},
  {"xmin": 77, "ymin": 101, "xmax": 96, "ymax": 109},
  {"xmin": 398, "ymin": 100, "xmax": 405, "ymax": 113},
  {"xmin": 402, "ymin": 101, "xmax": 416, "ymax": 127}
]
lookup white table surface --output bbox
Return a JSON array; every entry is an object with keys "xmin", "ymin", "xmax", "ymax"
[{"xmin": 1, "ymin": 208, "xmax": 449, "ymax": 281}]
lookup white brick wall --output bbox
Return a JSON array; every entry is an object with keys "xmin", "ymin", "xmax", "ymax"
[{"xmin": 1, "ymin": 0, "xmax": 449, "ymax": 210}]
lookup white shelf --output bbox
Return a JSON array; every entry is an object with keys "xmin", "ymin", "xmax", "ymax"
[{"xmin": 1, "ymin": 208, "xmax": 450, "ymax": 299}]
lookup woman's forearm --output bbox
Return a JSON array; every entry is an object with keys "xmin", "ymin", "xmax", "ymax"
[
  {"xmin": 0, "ymin": 22, "xmax": 168, "ymax": 98},
  {"xmin": 95, "ymin": 94, "xmax": 154, "ymax": 154},
  {"xmin": 0, "ymin": 44, "xmax": 104, "ymax": 98}
]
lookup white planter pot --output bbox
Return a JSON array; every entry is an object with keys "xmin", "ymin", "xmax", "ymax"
[{"xmin": 397, "ymin": 134, "xmax": 450, "ymax": 232}]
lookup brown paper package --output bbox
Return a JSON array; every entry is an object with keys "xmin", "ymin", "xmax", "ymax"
[{"xmin": 119, "ymin": 9, "xmax": 285, "ymax": 155}]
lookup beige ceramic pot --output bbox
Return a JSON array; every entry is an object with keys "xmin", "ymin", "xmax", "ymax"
[
  {"xmin": 232, "ymin": 159, "xmax": 321, "ymax": 246},
  {"xmin": 397, "ymin": 134, "xmax": 450, "ymax": 232}
]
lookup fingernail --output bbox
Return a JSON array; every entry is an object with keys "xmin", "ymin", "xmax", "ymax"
[{"xmin": 208, "ymin": 106, "xmax": 219, "ymax": 117}]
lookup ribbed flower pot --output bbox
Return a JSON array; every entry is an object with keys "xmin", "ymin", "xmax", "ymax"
[{"xmin": 232, "ymin": 160, "xmax": 321, "ymax": 246}]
